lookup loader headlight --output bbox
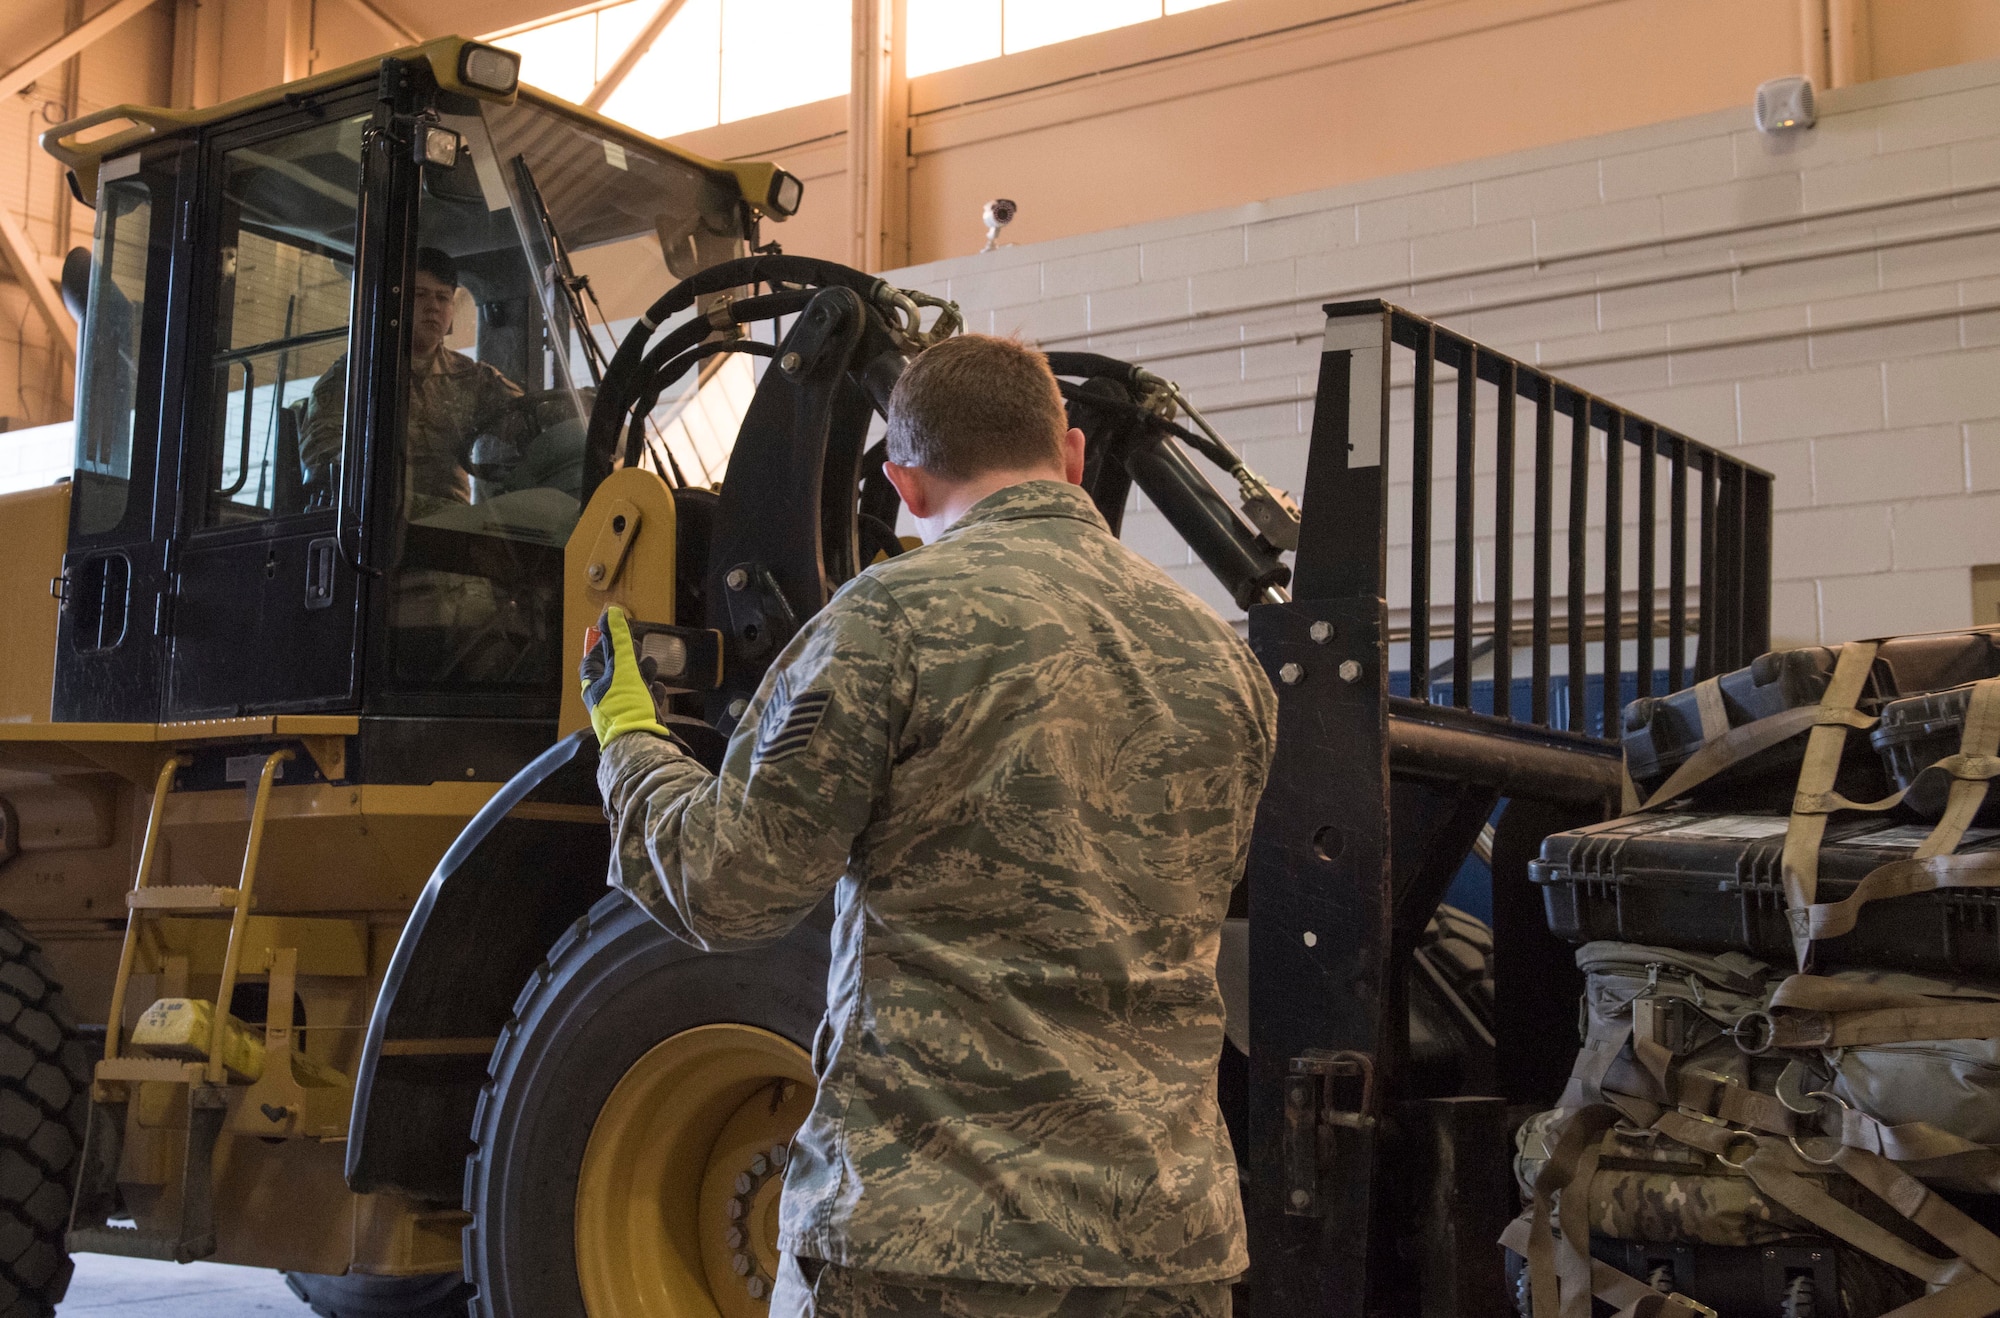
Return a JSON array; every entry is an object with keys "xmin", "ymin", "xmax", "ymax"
[
  {"xmin": 766, "ymin": 169, "xmax": 803, "ymax": 219},
  {"xmin": 459, "ymin": 43, "xmax": 521, "ymax": 96}
]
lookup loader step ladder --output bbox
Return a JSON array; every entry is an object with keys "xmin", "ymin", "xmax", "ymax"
[{"xmin": 68, "ymin": 750, "xmax": 292, "ymax": 1263}]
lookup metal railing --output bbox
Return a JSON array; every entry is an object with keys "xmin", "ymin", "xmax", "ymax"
[{"xmin": 1303, "ymin": 300, "xmax": 1773, "ymax": 744}]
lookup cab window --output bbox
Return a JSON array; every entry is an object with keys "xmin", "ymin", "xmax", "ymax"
[
  {"xmin": 72, "ymin": 169, "xmax": 158, "ymax": 537},
  {"xmin": 202, "ymin": 112, "xmax": 368, "ymax": 528}
]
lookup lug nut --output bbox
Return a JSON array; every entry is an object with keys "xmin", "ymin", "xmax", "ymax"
[
  {"xmin": 770, "ymin": 1143, "xmax": 788, "ymax": 1167},
  {"xmin": 1278, "ymin": 662, "xmax": 1304, "ymax": 685},
  {"xmin": 1309, "ymin": 621, "xmax": 1333, "ymax": 644},
  {"xmin": 746, "ymin": 1277, "xmax": 767, "ymax": 1299},
  {"xmin": 727, "ymin": 1197, "xmax": 747, "ymax": 1220},
  {"xmin": 1338, "ymin": 659, "xmax": 1362, "ymax": 683},
  {"xmin": 726, "ymin": 567, "xmax": 748, "ymax": 590},
  {"xmin": 726, "ymin": 1226, "xmax": 744, "ymax": 1249},
  {"xmin": 735, "ymin": 1172, "xmax": 753, "ymax": 1195},
  {"xmin": 733, "ymin": 1253, "xmax": 752, "ymax": 1276},
  {"xmin": 750, "ymin": 1155, "xmax": 769, "ymax": 1177}
]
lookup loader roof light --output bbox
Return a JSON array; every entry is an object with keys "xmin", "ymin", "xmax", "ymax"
[
  {"xmin": 767, "ymin": 170, "xmax": 803, "ymax": 219},
  {"xmin": 460, "ymin": 43, "xmax": 521, "ymax": 96}
]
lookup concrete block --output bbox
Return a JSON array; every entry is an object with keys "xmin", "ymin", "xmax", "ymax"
[
  {"xmin": 1734, "ymin": 250, "xmax": 1879, "ymax": 313},
  {"xmin": 1599, "ymin": 272, "xmax": 1734, "ymax": 332},
  {"xmin": 1246, "ymin": 208, "xmax": 1357, "ymax": 263},
  {"xmin": 1952, "ymin": 138, "xmax": 2000, "ymax": 190},
  {"xmin": 1820, "ymin": 568, "xmax": 1970, "ymax": 641},
  {"xmin": 1814, "ymin": 424, "xmax": 1963, "ymax": 506},
  {"xmin": 1809, "ymin": 316, "xmax": 1960, "ymax": 369},
  {"xmin": 991, "ymin": 294, "xmax": 1089, "ymax": 342},
  {"xmin": 946, "ymin": 261, "xmax": 1044, "ymax": 310},
  {"xmin": 1875, "ymin": 83, "xmax": 2000, "ymax": 152},
  {"xmin": 1603, "ymin": 136, "xmax": 1736, "ymax": 202},
  {"xmin": 1966, "ymin": 419, "xmax": 2000, "ymax": 491},
  {"xmin": 1801, "ymin": 146, "xmax": 1952, "ymax": 214},
  {"xmin": 1613, "ymin": 380, "xmax": 1741, "ymax": 447},
  {"xmin": 1884, "ymin": 347, "xmax": 2000, "ymax": 427},
  {"xmin": 1040, "ymin": 246, "xmax": 1141, "ymax": 296},
  {"xmin": 1534, "ymin": 198, "xmax": 1663, "ymax": 262},
  {"xmin": 1965, "ymin": 309, "xmax": 2000, "ymax": 349},
  {"xmin": 1412, "ymin": 220, "xmax": 1534, "ymax": 281},
  {"xmin": 1460, "ymin": 293, "xmax": 1599, "ymax": 349},
  {"xmin": 1880, "ymin": 229, "xmax": 2000, "ymax": 290},
  {"xmin": 1297, "ymin": 240, "xmax": 1412, "ymax": 297},
  {"xmin": 1770, "ymin": 577, "xmax": 1821, "ymax": 646},
  {"xmin": 1670, "ymin": 336, "xmax": 1808, "ymax": 387},
  {"xmin": 1739, "ymin": 363, "xmax": 1884, "ymax": 442},
  {"xmin": 1732, "ymin": 113, "xmax": 1876, "ymax": 179},
  {"xmin": 1892, "ymin": 492, "xmax": 2000, "ymax": 570},
  {"xmin": 1190, "ymin": 259, "xmax": 1296, "ymax": 315},
  {"xmin": 1808, "ymin": 282, "xmax": 1961, "ymax": 329},
  {"xmin": 1772, "ymin": 505, "xmax": 1892, "ymax": 579},
  {"xmin": 1737, "ymin": 437, "xmax": 1812, "ymax": 509},
  {"xmin": 1240, "ymin": 338, "xmax": 1319, "ymax": 384},
  {"xmin": 1140, "ymin": 229, "xmax": 1246, "ymax": 280},
  {"xmin": 1559, "ymin": 355, "xmax": 1672, "ymax": 398},
  {"xmin": 1357, "ymin": 186, "xmax": 1476, "ymax": 244},
  {"xmin": 1473, "ymin": 161, "xmax": 1602, "ymax": 223},
  {"xmin": 1088, "ymin": 279, "xmax": 1191, "ymax": 332},
  {"xmin": 1661, "ymin": 173, "xmax": 1804, "ymax": 239}
]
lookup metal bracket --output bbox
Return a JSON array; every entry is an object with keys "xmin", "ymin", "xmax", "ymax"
[{"xmin": 1283, "ymin": 1048, "xmax": 1377, "ymax": 1217}]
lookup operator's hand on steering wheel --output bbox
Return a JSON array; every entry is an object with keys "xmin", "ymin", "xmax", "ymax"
[{"xmin": 580, "ymin": 607, "xmax": 672, "ymax": 747}]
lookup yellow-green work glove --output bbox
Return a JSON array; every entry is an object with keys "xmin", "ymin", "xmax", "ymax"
[{"xmin": 579, "ymin": 606, "xmax": 672, "ymax": 746}]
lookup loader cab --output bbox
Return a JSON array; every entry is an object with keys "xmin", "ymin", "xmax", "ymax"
[{"xmin": 47, "ymin": 39, "xmax": 768, "ymax": 735}]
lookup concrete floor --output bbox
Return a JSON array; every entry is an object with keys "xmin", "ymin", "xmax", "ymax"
[{"xmin": 60, "ymin": 1255, "xmax": 301, "ymax": 1314}]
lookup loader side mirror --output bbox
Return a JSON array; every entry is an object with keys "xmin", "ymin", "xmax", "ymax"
[{"xmin": 60, "ymin": 247, "xmax": 91, "ymax": 324}]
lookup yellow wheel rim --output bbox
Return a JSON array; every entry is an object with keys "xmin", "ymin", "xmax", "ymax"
[{"xmin": 575, "ymin": 1024, "xmax": 814, "ymax": 1318}]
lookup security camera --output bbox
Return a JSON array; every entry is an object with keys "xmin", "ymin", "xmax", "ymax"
[
  {"xmin": 1755, "ymin": 76, "xmax": 1816, "ymax": 132},
  {"xmin": 981, "ymin": 198, "xmax": 1016, "ymax": 253}
]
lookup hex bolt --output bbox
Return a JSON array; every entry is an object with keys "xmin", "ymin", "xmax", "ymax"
[
  {"xmin": 750, "ymin": 1155, "xmax": 769, "ymax": 1177},
  {"xmin": 1309, "ymin": 621, "xmax": 1334, "ymax": 644},
  {"xmin": 727, "ymin": 1198, "xmax": 747, "ymax": 1221},
  {"xmin": 1303, "ymin": 931, "xmax": 1318, "ymax": 947},
  {"xmin": 732, "ymin": 1253, "xmax": 752, "ymax": 1276},
  {"xmin": 747, "ymin": 1277, "xmax": 768, "ymax": 1300},
  {"xmin": 1289, "ymin": 1188, "xmax": 1311, "ymax": 1210},
  {"xmin": 1278, "ymin": 662, "xmax": 1304, "ymax": 686},
  {"xmin": 726, "ymin": 567, "xmax": 749, "ymax": 590},
  {"xmin": 726, "ymin": 1226, "xmax": 745, "ymax": 1249},
  {"xmin": 735, "ymin": 1172, "xmax": 753, "ymax": 1195},
  {"xmin": 586, "ymin": 562, "xmax": 605, "ymax": 583},
  {"xmin": 728, "ymin": 698, "xmax": 749, "ymax": 719},
  {"xmin": 770, "ymin": 1143, "xmax": 789, "ymax": 1167},
  {"xmin": 1338, "ymin": 659, "xmax": 1363, "ymax": 683},
  {"xmin": 780, "ymin": 351, "xmax": 801, "ymax": 372}
]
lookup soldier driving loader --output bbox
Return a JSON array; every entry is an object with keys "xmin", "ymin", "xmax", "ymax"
[
  {"xmin": 582, "ymin": 335, "xmax": 1279, "ymax": 1318},
  {"xmin": 301, "ymin": 245, "xmax": 523, "ymax": 518}
]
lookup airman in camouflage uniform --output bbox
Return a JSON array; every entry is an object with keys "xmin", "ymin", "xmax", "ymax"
[
  {"xmin": 301, "ymin": 246, "xmax": 520, "ymax": 518},
  {"xmin": 592, "ymin": 334, "xmax": 1277, "ymax": 1317}
]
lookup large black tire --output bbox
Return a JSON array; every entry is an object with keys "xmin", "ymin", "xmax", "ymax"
[
  {"xmin": 0, "ymin": 915, "xmax": 91, "ymax": 1318},
  {"xmin": 463, "ymin": 891, "xmax": 829, "ymax": 1318},
  {"xmin": 284, "ymin": 1270, "xmax": 474, "ymax": 1316}
]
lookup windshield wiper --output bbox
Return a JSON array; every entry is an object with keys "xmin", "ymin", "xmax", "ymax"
[{"xmin": 511, "ymin": 154, "xmax": 611, "ymax": 387}]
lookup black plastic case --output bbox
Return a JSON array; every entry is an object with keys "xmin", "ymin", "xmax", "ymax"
[
  {"xmin": 1532, "ymin": 812, "xmax": 2000, "ymax": 973},
  {"xmin": 1872, "ymin": 683, "xmax": 2000, "ymax": 822},
  {"xmin": 1622, "ymin": 630, "xmax": 2000, "ymax": 809}
]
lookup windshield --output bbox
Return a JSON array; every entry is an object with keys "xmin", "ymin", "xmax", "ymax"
[{"xmin": 374, "ymin": 97, "xmax": 745, "ymax": 705}]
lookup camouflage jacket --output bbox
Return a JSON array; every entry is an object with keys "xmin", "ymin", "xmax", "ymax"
[
  {"xmin": 302, "ymin": 347, "xmax": 521, "ymax": 511},
  {"xmin": 598, "ymin": 480, "xmax": 1277, "ymax": 1286}
]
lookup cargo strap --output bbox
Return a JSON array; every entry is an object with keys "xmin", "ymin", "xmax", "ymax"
[
  {"xmin": 1913, "ymin": 678, "xmax": 2000, "ymax": 859},
  {"xmin": 1793, "ymin": 850, "xmax": 2000, "ymax": 943},
  {"xmin": 1630, "ymin": 702, "xmax": 1831, "ymax": 811},
  {"xmin": 1766, "ymin": 974, "xmax": 2000, "ymax": 1048},
  {"xmin": 1508, "ymin": 1105, "xmax": 1714, "ymax": 1318},
  {"xmin": 1781, "ymin": 641, "xmax": 1881, "ymax": 968}
]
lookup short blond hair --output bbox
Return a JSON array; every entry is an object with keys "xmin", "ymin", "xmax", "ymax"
[{"xmin": 885, "ymin": 334, "xmax": 1066, "ymax": 480}]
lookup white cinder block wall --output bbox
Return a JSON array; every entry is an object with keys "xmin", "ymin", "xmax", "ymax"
[{"xmin": 884, "ymin": 57, "xmax": 2000, "ymax": 650}]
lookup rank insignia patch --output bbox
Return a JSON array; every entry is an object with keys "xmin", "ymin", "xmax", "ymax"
[{"xmin": 756, "ymin": 687, "xmax": 832, "ymax": 762}]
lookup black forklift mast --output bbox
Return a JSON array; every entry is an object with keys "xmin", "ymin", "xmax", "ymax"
[{"xmin": 1242, "ymin": 301, "xmax": 1773, "ymax": 1316}]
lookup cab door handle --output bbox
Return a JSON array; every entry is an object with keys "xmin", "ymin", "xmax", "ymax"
[{"xmin": 305, "ymin": 537, "xmax": 338, "ymax": 610}]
